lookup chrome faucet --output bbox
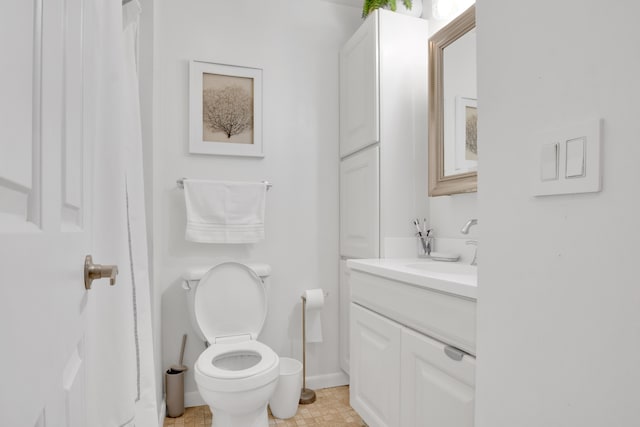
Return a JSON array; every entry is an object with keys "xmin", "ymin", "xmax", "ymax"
[
  {"xmin": 466, "ymin": 240, "xmax": 478, "ymax": 266},
  {"xmin": 460, "ymin": 218, "xmax": 477, "ymax": 234},
  {"xmin": 461, "ymin": 219, "xmax": 478, "ymax": 265}
]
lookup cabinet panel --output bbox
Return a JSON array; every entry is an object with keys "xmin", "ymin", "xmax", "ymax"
[
  {"xmin": 339, "ymin": 260, "xmax": 350, "ymax": 374},
  {"xmin": 340, "ymin": 146, "xmax": 379, "ymax": 258},
  {"xmin": 339, "ymin": 12, "xmax": 379, "ymax": 158},
  {"xmin": 350, "ymin": 303, "xmax": 400, "ymax": 427},
  {"xmin": 401, "ymin": 328, "xmax": 475, "ymax": 427}
]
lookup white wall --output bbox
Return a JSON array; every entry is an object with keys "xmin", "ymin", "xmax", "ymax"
[
  {"xmin": 151, "ymin": 0, "xmax": 361, "ymax": 402},
  {"xmin": 476, "ymin": 1, "xmax": 640, "ymax": 425}
]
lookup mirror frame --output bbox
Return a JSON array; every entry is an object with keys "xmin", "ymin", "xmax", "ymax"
[{"xmin": 428, "ymin": 5, "xmax": 477, "ymax": 196}]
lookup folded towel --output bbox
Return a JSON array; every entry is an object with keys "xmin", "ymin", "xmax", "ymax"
[{"xmin": 183, "ymin": 180, "xmax": 267, "ymax": 243}]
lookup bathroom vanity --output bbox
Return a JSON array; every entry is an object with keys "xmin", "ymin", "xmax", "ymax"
[{"xmin": 347, "ymin": 259, "xmax": 477, "ymax": 427}]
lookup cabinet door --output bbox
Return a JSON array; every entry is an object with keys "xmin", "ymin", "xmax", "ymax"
[
  {"xmin": 401, "ymin": 328, "xmax": 476, "ymax": 427},
  {"xmin": 339, "ymin": 11, "xmax": 379, "ymax": 158},
  {"xmin": 350, "ymin": 303, "xmax": 401, "ymax": 427},
  {"xmin": 339, "ymin": 260, "xmax": 351, "ymax": 374},
  {"xmin": 340, "ymin": 146, "xmax": 380, "ymax": 258}
]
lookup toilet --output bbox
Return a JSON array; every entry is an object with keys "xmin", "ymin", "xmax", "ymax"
[{"xmin": 183, "ymin": 262, "xmax": 279, "ymax": 427}]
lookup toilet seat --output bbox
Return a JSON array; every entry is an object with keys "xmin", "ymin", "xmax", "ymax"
[
  {"xmin": 197, "ymin": 340, "xmax": 278, "ymax": 380},
  {"xmin": 195, "ymin": 341, "xmax": 279, "ymax": 393}
]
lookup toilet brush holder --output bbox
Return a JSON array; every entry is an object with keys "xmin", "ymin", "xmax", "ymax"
[
  {"xmin": 299, "ymin": 295, "xmax": 316, "ymax": 404},
  {"xmin": 165, "ymin": 369, "xmax": 185, "ymax": 417}
]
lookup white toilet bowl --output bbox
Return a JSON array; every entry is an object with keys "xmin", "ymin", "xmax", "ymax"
[
  {"xmin": 184, "ymin": 262, "xmax": 279, "ymax": 427},
  {"xmin": 195, "ymin": 341, "xmax": 279, "ymax": 427}
]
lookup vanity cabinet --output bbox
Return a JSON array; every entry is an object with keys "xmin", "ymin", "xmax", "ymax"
[
  {"xmin": 350, "ymin": 303, "xmax": 401, "ymax": 427},
  {"xmin": 349, "ymin": 267, "xmax": 476, "ymax": 427},
  {"xmin": 401, "ymin": 328, "xmax": 475, "ymax": 427}
]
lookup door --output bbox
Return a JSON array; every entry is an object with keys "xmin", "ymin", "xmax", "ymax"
[
  {"xmin": 340, "ymin": 146, "xmax": 380, "ymax": 259},
  {"xmin": 350, "ymin": 303, "xmax": 401, "ymax": 427},
  {"xmin": 401, "ymin": 328, "xmax": 476, "ymax": 427},
  {"xmin": 339, "ymin": 10, "xmax": 379, "ymax": 158},
  {"xmin": 0, "ymin": 1, "xmax": 114, "ymax": 425}
]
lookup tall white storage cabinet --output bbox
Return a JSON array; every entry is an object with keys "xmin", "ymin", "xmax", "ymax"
[{"xmin": 338, "ymin": 10, "xmax": 429, "ymax": 375}]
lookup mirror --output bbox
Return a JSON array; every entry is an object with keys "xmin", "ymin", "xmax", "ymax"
[{"xmin": 428, "ymin": 5, "xmax": 477, "ymax": 196}]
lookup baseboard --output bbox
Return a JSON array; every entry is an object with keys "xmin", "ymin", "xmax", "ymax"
[
  {"xmin": 185, "ymin": 390, "xmax": 206, "ymax": 408},
  {"xmin": 305, "ymin": 371, "xmax": 350, "ymax": 390},
  {"xmin": 181, "ymin": 371, "xmax": 349, "ymax": 409},
  {"xmin": 158, "ymin": 398, "xmax": 166, "ymax": 426}
]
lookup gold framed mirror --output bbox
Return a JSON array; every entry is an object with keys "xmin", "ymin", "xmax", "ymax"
[{"xmin": 428, "ymin": 5, "xmax": 477, "ymax": 196}]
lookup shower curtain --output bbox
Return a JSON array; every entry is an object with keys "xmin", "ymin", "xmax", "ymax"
[
  {"xmin": 86, "ymin": 1, "xmax": 158, "ymax": 426},
  {"xmin": 121, "ymin": 1, "xmax": 159, "ymax": 425}
]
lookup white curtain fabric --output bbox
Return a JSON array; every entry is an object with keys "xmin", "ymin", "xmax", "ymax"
[
  {"xmin": 86, "ymin": 1, "xmax": 158, "ymax": 426},
  {"xmin": 122, "ymin": 1, "xmax": 160, "ymax": 425}
]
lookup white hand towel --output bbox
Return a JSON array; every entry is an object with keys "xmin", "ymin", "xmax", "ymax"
[{"xmin": 184, "ymin": 180, "xmax": 267, "ymax": 243}]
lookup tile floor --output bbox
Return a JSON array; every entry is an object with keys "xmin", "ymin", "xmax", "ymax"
[{"xmin": 163, "ymin": 386, "xmax": 365, "ymax": 426}]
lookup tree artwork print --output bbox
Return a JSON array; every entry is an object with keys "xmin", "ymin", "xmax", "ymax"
[{"xmin": 202, "ymin": 73, "xmax": 254, "ymax": 144}]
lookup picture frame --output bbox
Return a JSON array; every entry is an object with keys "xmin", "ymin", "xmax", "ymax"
[
  {"xmin": 189, "ymin": 60, "xmax": 263, "ymax": 157},
  {"xmin": 454, "ymin": 96, "xmax": 478, "ymax": 173}
]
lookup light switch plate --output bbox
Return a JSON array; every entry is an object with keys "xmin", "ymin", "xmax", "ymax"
[
  {"xmin": 531, "ymin": 118, "xmax": 602, "ymax": 196},
  {"xmin": 541, "ymin": 142, "xmax": 559, "ymax": 181}
]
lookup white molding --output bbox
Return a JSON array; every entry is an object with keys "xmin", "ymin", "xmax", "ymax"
[
  {"xmin": 306, "ymin": 371, "xmax": 350, "ymax": 390},
  {"xmin": 158, "ymin": 398, "xmax": 166, "ymax": 426},
  {"xmin": 182, "ymin": 371, "xmax": 350, "ymax": 409}
]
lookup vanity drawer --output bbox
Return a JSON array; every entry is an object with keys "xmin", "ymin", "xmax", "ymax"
[{"xmin": 350, "ymin": 269, "xmax": 476, "ymax": 355}]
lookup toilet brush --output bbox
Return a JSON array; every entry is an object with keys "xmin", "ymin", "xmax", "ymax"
[
  {"xmin": 299, "ymin": 295, "xmax": 316, "ymax": 404},
  {"xmin": 169, "ymin": 334, "xmax": 188, "ymax": 373}
]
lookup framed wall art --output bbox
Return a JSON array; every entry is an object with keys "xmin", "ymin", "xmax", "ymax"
[{"xmin": 189, "ymin": 60, "xmax": 263, "ymax": 157}]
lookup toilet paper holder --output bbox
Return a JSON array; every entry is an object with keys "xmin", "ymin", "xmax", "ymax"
[{"xmin": 299, "ymin": 290, "xmax": 329, "ymax": 405}]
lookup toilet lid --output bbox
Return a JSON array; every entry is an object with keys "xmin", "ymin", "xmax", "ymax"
[{"xmin": 194, "ymin": 262, "xmax": 267, "ymax": 343}]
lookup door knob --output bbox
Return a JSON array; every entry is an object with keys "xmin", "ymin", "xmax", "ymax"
[{"xmin": 84, "ymin": 255, "xmax": 118, "ymax": 290}]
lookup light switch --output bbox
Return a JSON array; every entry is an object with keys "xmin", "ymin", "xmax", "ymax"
[
  {"xmin": 566, "ymin": 137, "xmax": 586, "ymax": 178},
  {"xmin": 540, "ymin": 142, "xmax": 559, "ymax": 181},
  {"xmin": 531, "ymin": 118, "xmax": 601, "ymax": 196}
]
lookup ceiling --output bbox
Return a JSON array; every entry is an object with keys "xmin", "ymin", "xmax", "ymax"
[
  {"xmin": 320, "ymin": 0, "xmax": 361, "ymax": 8},
  {"xmin": 321, "ymin": 0, "xmax": 438, "ymax": 14}
]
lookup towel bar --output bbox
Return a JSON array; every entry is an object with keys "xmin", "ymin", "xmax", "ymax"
[{"xmin": 176, "ymin": 178, "xmax": 272, "ymax": 191}]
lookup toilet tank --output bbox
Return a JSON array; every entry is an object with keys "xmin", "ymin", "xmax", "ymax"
[{"xmin": 182, "ymin": 263, "xmax": 272, "ymax": 344}]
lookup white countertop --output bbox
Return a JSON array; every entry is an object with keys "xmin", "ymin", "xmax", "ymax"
[{"xmin": 347, "ymin": 258, "xmax": 478, "ymax": 299}]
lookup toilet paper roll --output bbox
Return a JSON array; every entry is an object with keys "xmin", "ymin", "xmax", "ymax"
[{"xmin": 303, "ymin": 289, "xmax": 324, "ymax": 343}]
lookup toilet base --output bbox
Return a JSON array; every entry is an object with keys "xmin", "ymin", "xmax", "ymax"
[
  {"xmin": 194, "ymin": 344, "xmax": 279, "ymax": 427},
  {"xmin": 209, "ymin": 403, "xmax": 269, "ymax": 427}
]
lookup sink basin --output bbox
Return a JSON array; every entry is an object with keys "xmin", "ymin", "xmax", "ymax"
[{"xmin": 405, "ymin": 261, "xmax": 477, "ymax": 276}]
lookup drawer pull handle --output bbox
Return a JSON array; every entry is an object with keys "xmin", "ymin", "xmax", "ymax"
[{"xmin": 444, "ymin": 345, "xmax": 465, "ymax": 361}]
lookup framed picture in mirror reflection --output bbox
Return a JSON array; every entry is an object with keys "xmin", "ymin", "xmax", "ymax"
[{"xmin": 454, "ymin": 96, "xmax": 477, "ymax": 174}]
